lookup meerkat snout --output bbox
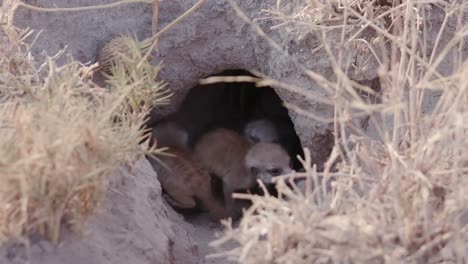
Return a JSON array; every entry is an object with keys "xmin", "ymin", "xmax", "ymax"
[{"xmin": 245, "ymin": 142, "xmax": 293, "ymax": 184}]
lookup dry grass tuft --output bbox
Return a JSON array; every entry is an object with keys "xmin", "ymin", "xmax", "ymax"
[
  {"xmin": 211, "ymin": 0, "xmax": 468, "ymax": 263},
  {"xmin": 98, "ymin": 35, "xmax": 154, "ymax": 75},
  {"xmin": 0, "ymin": 2, "xmax": 170, "ymax": 245}
]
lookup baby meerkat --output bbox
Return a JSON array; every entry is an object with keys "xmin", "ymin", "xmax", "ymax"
[
  {"xmin": 146, "ymin": 121, "xmax": 228, "ymax": 221},
  {"xmin": 194, "ymin": 129, "xmax": 252, "ymax": 216},
  {"xmin": 194, "ymin": 128, "xmax": 293, "ymax": 216},
  {"xmin": 243, "ymin": 118, "xmax": 279, "ymax": 144},
  {"xmin": 245, "ymin": 142, "xmax": 293, "ymax": 184}
]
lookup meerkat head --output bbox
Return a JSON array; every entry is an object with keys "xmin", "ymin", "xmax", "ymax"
[
  {"xmin": 245, "ymin": 142, "xmax": 293, "ymax": 185},
  {"xmin": 243, "ymin": 119, "xmax": 279, "ymax": 144},
  {"xmin": 152, "ymin": 121, "xmax": 189, "ymax": 149}
]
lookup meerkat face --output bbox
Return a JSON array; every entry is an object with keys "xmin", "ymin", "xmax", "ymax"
[
  {"xmin": 243, "ymin": 119, "xmax": 279, "ymax": 144},
  {"xmin": 152, "ymin": 121, "xmax": 189, "ymax": 149},
  {"xmin": 245, "ymin": 142, "xmax": 293, "ymax": 184}
]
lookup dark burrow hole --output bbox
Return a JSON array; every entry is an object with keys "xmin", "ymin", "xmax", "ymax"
[{"xmin": 151, "ymin": 69, "xmax": 304, "ymax": 219}]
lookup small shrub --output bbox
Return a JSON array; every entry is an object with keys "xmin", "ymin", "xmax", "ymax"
[
  {"xmin": 0, "ymin": 2, "xmax": 170, "ymax": 244},
  {"xmin": 212, "ymin": 1, "xmax": 468, "ymax": 263}
]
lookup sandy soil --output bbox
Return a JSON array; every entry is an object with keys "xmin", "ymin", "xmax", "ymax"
[
  {"xmin": 0, "ymin": 157, "xmax": 236, "ymax": 264},
  {"xmin": 168, "ymin": 209, "xmax": 238, "ymax": 264}
]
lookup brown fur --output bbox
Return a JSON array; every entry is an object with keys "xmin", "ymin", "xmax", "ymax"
[
  {"xmin": 194, "ymin": 128, "xmax": 293, "ymax": 217},
  {"xmin": 146, "ymin": 122, "xmax": 228, "ymax": 221},
  {"xmin": 194, "ymin": 128, "xmax": 254, "ymax": 216}
]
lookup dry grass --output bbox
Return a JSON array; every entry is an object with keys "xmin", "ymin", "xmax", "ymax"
[
  {"xmin": 1, "ymin": 0, "xmax": 466, "ymax": 262},
  {"xmin": 210, "ymin": 0, "xmax": 468, "ymax": 263},
  {"xmin": 0, "ymin": 1, "xmax": 171, "ymax": 245}
]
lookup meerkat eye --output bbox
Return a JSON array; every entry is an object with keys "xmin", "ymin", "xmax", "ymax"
[
  {"xmin": 268, "ymin": 168, "xmax": 283, "ymax": 176},
  {"xmin": 250, "ymin": 167, "xmax": 259, "ymax": 175},
  {"xmin": 247, "ymin": 135, "xmax": 258, "ymax": 143}
]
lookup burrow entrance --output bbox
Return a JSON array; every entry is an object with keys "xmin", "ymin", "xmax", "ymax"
[
  {"xmin": 151, "ymin": 69, "xmax": 304, "ymax": 220},
  {"xmin": 167, "ymin": 69, "xmax": 303, "ymax": 169}
]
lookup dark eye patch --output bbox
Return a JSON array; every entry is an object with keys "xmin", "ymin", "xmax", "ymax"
[
  {"xmin": 247, "ymin": 135, "xmax": 259, "ymax": 143},
  {"xmin": 268, "ymin": 168, "xmax": 283, "ymax": 176},
  {"xmin": 250, "ymin": 167, "xmax": 259, "ymax": 175}
]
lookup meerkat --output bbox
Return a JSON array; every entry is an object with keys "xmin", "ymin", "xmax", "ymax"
[
  {"xmin": 244, "ymin": 118, "xmax": 305, "ymax": 170},
  {"xmin": 245, "ymin": 117, "xmax": 305, "ymax": 170},
  {"xmin": 194, "ymin": 128, "xmax": 293, "ymax": 216},
  {"xmin": 245, "ymin": 142, "xmax": 293, "ymax": 184},
  {"xmin": 146, "ymin": 121, "xmax": 229, "ymax": 221},
  {"xmin": 243, "ymin": 118, "xmax": 280, "ymax": 144}
]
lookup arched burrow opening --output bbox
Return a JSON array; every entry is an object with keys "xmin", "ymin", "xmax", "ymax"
[
  {"xmin": 147, "ymin": 69, "xmax": 305, "ymax": 220},
  {"xmin": 171, "ymin": 69, "xmax": 304, "ymax": 170}
]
